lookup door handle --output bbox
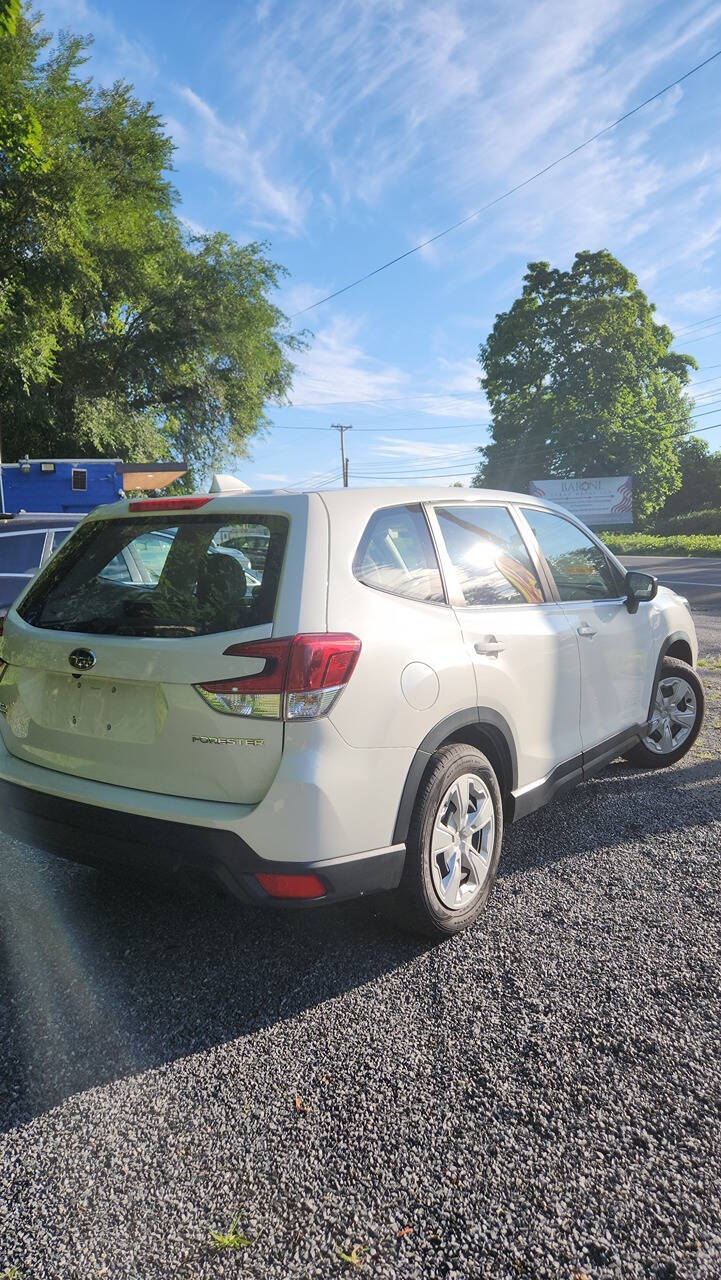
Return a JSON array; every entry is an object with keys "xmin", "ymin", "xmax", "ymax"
[
  {"xmin": 474, "ymin": 636, "xmax": 505, "ymax": 657},
  {"xmin": 577, "ymin": 623, "xmax": 596, "ymax": 638}
]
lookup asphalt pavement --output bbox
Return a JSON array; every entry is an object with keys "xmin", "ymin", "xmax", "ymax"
[
  {"xmin": 0, "ymin": 617, "xmax": 720, "ymax": 1279},
  {"xmin": 621, "ymin": 556, "xmax": 721, "ymax": 614}
]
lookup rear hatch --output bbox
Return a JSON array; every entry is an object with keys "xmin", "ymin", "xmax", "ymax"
[{"xmin": 0, "ymin": 497, "xmax": 305, "ymax": 804}]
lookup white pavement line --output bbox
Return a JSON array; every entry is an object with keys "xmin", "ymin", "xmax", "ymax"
[{"xmin": 658, "ymin": 578, "xmax": 721, "ymax": 586}]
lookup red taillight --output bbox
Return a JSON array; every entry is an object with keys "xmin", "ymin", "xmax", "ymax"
[
  {"xmin": 285, "ymin": 634, "xmax": 361, "ymax": 692},
  {"xmin": 194, "ymin": 633, "xmax": 361, "ymax": 720},
  {"xmin": 255, "ymin": 872, "xmax": 327, "ymax": 899},
  {"xmin": 128, "ymin": 496, "xmax": 212, "ymax": 513}
]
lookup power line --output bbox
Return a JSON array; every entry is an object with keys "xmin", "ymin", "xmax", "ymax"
[
  {"xmin": 675, "ymin": 312, "xmax": 721, "ymax": 335},
  {"xmin": 290, "ymin": 48, "xmax": 721, "ymax": 318},
  {"xmin": 269, "ymin": 420, "xmax": 492, "ymax": 432},
  {"xmin": 285, "ymin": 418, "xmax": 721, "ymax": 490},
  {"xmin": 676, "ymin": 325, "xmax": 721, "ymax": 346}
]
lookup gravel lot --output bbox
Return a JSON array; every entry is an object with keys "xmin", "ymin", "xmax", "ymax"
[{"xmin": 1, "ymin": 617, "xmax": 720, "ymax": 1280}]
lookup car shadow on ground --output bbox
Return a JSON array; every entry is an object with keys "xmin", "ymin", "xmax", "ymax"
[
  {"xmin": 499, "ymin": 754, "xmax": 721, "ymax": 878},
  {"xmin": 1, "ymin": 755, "xmax": 719, "ymax": 1133}
]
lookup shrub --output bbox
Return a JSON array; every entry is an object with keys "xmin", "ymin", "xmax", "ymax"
[
  {"xmin": 655, "ymin": 508, "xmax": 721, "ymax": 535},
  {"xmin": 600, "ymin": 532, "xmax": 721, "ymax": 557}
]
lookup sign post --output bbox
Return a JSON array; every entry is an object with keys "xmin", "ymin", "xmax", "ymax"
[{"xmin": 529, "ymin": 476, "xmax": 633, "ymax": 526}]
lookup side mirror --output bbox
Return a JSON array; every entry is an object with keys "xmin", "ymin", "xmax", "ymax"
[{"xmin": 625, "ymin": 569, "xmax": 658, "ymax": 614}]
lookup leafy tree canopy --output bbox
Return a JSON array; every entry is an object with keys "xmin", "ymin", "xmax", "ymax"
[
  {"xmin": 658, "ymin": 434, "xmax": 721, "ymax": 520},
  {"xmin": 473, "ymin": 250, "xmax": 696, "ymax": 520},
  {"xmin": 0, "ymin": 9, "xmax": 302, "ymax": 471}
]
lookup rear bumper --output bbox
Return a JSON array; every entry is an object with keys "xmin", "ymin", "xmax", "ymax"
[{"xmin": 0, "ymin": 777, "xmax": 406, "ymax": 907}]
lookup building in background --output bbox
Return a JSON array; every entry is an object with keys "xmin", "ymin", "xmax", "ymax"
[{"xmin": 0, "ymin": 459, "xmax": 186, "ymax": 514}]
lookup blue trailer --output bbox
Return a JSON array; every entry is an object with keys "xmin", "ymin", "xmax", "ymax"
[{"xmin": 0, "ymin": 458, "xmax": 186, "ymax": 514}]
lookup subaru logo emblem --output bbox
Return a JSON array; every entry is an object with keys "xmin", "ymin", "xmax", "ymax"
[{"xmin": 68, "ymin": 648, "xmax": 96, "ymax": 672}]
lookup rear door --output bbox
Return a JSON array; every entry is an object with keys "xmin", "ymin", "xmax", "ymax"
[
  {"xmin": 0, "ymin": 503, "xmax": 301, "ymax": 804},
  {"xmin": 518, "ymin": 506, "xmax": 654, "ymax": 751},
  {"xmin": 429, "ymin": 501, "xmax": 583, "ymax": 789}
]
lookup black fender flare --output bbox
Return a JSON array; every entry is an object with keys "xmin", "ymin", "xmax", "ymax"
[
  {"xmin": 648, "ymin": 630, "xmax": 695, "ymax": 718},
  {"xmin": 391, "ymin": 707, "xmax": 518, "ymax": 846}
]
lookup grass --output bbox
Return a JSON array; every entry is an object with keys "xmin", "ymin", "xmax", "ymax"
[
  {"xmin": 698, "ymin": 655, "xmax": 721, "ymax": 669},
  {"xmin": 208, "ymin": 1216, "xmax": 254, "ymax": 1252},
  {"xmin": 335, "ymin": 1243, "xmax": 366, "ymax": 1267},
  {"xmin": 600, "ymin": 532, "xmax": 721, "ymax": 557},
  {"xmin": 0, "ymin": 1268, "xmax": 23, "ymax": 1279}
]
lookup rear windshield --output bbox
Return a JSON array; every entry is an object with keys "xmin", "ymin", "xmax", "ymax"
[{"xmin": 18, "ymin": 513, "xmax": 288, "ymax": 637}]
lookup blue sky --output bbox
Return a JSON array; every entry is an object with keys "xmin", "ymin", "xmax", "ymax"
[{"xmin": 41, "ymin": 0, "xmax": 721, "ymax": 489}]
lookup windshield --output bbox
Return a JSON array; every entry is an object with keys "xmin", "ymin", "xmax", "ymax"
[{"xmin": 17, "ymin": 513, "xmax": 288, "ymax": 637}]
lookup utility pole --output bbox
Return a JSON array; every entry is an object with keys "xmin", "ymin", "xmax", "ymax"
[{"xmin": 331, "ymin": 423, "xmax": 352, "ymax": 488}]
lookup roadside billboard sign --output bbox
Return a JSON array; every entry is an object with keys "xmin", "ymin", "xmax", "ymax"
[{"xmin": 529, "ymin": 476, "xmax": 633, "ymax": 526}]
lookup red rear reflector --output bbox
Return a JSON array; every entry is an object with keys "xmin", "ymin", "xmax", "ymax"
[
  {"xmin": 128, "ymin": 496, "xmax": 212, "ymax": 513},
  {"xmin": 255, "ymin": 872, "xmax": 327, "ymax": 899}
]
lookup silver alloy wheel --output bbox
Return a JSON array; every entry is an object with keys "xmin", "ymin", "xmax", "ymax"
[
  {"xmin": 430, "ymin": 772, "xmax": 495, "ymax": 911},
  {"xmin": 642, "ymin": 675, "xmax": 697, "ymax": 755}
]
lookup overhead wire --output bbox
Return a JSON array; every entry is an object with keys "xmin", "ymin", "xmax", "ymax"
[{"xmin": 289, "ymin": 48, "xmax": 721, "ymax": 318}]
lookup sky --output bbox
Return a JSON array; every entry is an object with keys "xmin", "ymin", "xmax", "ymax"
[{"xmin": 39, "ymin": 0, "xmax": 721, "ymax": 490}]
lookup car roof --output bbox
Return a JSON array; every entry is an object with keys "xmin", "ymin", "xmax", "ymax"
[
  {"xmin": 89, "ymin": 484, "xmax": 569, "ymax": 517},
  {"xmin": 0, "ymin": 512, "xmax": 82, "ymax": 530}
]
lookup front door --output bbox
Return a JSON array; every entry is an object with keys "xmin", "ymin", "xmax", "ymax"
[{"xmin": 519, "ymin": 507, "xmax": 654, "ymax": 753}]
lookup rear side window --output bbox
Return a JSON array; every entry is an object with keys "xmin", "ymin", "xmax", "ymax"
[
  {"xmin": 0, "ymin": 531, "xmax": 46, "ymax": 574},
  {"xmin": 435, "ymin": 504, "xmax": 544, "ymax": 606},
  {"xmin": 18, "ymin": 514, "xmax": 289, "ymax": 637},
  {"xmin": 353, "ymin": 504, "xmax": 444, "ymax": 604}
]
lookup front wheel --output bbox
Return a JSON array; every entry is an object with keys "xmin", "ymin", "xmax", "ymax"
[
  {"xmin": 384, "ymin": 743, "xmax": 503, "ymax": 939},
  {"xmin": 624, "ymin": 656, "xmax": 704, "ymax": 769}
]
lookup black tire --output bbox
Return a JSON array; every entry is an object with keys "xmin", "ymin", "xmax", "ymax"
[
  {"xmin": 384, "ymin": 743, "xmax": 503, "ymax": 939},
  {"xmin": 623, "ymin": 656, "xmax": 705, "ymax": 769}
]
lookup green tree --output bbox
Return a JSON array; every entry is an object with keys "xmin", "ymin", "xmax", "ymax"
[
  {"xmin": 658, "ymin": 435, "xmax": 721, "ymax": 519},
  {"xmin": 1, "ymin": 0, "xmax": 45, "ymax": 169},
  {"xmin": 0, "ymin": 9, "xmax": 301, "ymax": 470},
  {"xmin": 473, "ymin": 250, "xmax": 696, "ymax": 520}
]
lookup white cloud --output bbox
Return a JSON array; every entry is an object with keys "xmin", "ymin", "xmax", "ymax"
[
  {"xmin": 674, "ymin": 287, "xmax": 721, "ymax": 314},
  {"xmin": 287, "ymin": 313, "xmax": 409, "ymax": 406},
  {"xmin": 373, "ymin": 437, "xmax": 474, "ymax": 459},
  {"xmin": 283, "ymin": 319, "xmax": 489, "ymax": 420},
  {"xmin": 179, "ymin": 215, "xmax": 210, "ymax": 236},
  {"xmin": 175, "ymin": 87, "xmax": 308, "ymax": 232}
]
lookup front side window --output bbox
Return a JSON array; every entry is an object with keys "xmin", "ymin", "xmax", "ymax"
[
  {"xmin": 18, "ymin": 514, "xmax": 288, "ymax": 637},
  {"xmin": 354, "ymin": 504, "xmax": 444, "ymax": 604},
  {"xmin": 523, "ymin": 508, "xmax": 620, "ymax": 602},
  {"xmin": 0, "ymin": 531, "xmax": 46, "ymax": 574},
  {"xmin": 435, "ymin": 504, "xmax": 544, "ymax": 606}
]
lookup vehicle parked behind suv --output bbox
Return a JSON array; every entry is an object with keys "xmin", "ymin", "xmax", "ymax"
[
  {"xmin": 0, "ymin": 512, "xmax": 81, "ymax": 618},
  {"xmin": 0, "ymin": 488, "xmax": 704, "ymax": 937}
]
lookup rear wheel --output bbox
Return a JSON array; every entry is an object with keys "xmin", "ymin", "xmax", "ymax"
[
  {"xmin": 624, "ymin": 656, "xmax": 704, "ymax": 769},
  {"xmin": 385, "ymin": 743, "xmax": 503, "ymax": 938}
]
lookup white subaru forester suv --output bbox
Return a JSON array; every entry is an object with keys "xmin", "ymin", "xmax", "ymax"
[{"xmin": 0, "ymin": 487, "xmax": 703, "ymax": 937}]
